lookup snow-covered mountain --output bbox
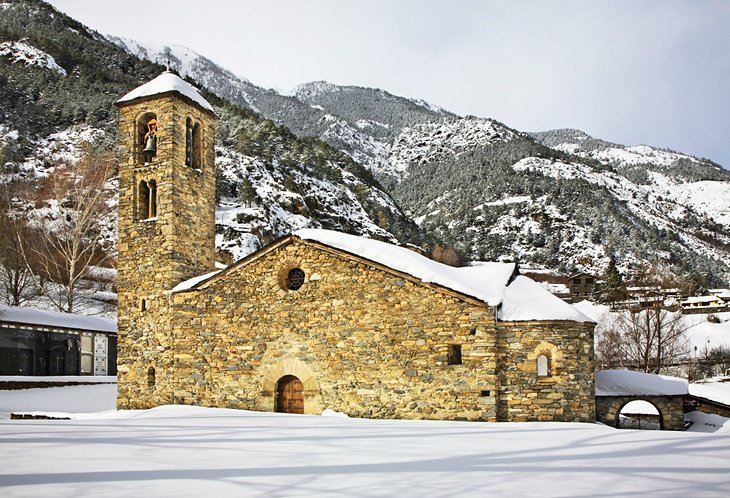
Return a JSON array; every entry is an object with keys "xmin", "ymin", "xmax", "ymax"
[
  {"xmin": 0, "ymin": 2, "xmax": 424, "ymax": 270},
  {"xmin": 3, "ymin": 0, "xmax": 730, "ymax": 287}
]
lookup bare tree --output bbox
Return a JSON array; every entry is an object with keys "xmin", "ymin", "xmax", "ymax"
[
  {"xmin": 23, "ymin": 148, "xmax": 116, "ymax": 313},
  {"xmin": 0, "ymin": 215, "xmax": 37, "ymax": 306},
  {"xmin": 431, "ymin": 244, "xmax": 462, "ymax": 267},
  {"xmin": 596, "ymin": 306, "xmax": 691, "ymax": 373},
  {"xmin": 0, "ymin": 179, "xmax": 39, "ymax": 306},
  {"xmin": 596, "ymin": 262, "xmax": 694, "ymax": 373},
  {"xmin": 612, "ymin": 304, "xmax": 691, "ymax": 373}
]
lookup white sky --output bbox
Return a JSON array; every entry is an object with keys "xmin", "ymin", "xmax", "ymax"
[{"xmin": 46, "ymin": 0, "xmax": 730, "ymax": 168}]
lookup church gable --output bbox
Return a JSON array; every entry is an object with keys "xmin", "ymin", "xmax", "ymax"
[
  {"xmin": 183, "ymin": 234, "xmax": 491, "ymax": 308},
  {"xmin": 167, "ymin": 237, "xmax": 502, "ymax": 420}
]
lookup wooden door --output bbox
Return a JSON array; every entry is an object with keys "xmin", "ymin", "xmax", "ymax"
[{"xmin": 276, "ymin": 375, "xmax": 304, "ymax": 414}]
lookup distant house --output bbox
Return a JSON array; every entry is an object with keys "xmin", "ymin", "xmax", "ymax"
[
  {"xmin": 0, "ymin": 305, "xmax": 117, "ymax": 376},
  {"xmin": 708, "ymin": 289, "xmax": 730, "ymax": 304},
  {"xmin": 567, "ymin": 273, "xmax": 596, "ymax": 302},
  {"xmin": 681, "ymin": 295, "xmax": 726, "ymax": 309}
]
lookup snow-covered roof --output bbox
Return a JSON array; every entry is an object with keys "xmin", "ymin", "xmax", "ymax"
[
  {"xmin": 595, "ymin": 369, "xmax": 688, "ymax": 396},
  {"xmin": 117, "ymin": 71, "xmax": 214, "ymax": 113},
  {"xmin": 499, "ymin": 276, "xmax": 593, "ymax": 322},
  {"xmin": 297, "ymin": 229, "xmax": 514, "ymax": 306},
  {"xmin": 174, "ymin": 229, "xmax": 593, "ymax": 323},
  {"xmin": 171, "ymin": 270, "xmax": 221, "ymax": 293},
  {"xmin": 682, "ymin": 295, "xmax": 723, "ymax": 305},
  {"xmin": 298, "ymin": 230, "xmax": 592, "ymax": 322},
  {"xmin": 0, "ymin": 305, "xmax": 116, "ymax": 333},
  {"xmin": 571, "ymin": 300, "xmax": 611, "ymax": 323}
]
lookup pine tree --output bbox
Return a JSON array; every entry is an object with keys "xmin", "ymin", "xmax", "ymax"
[{"xmin": 595, "ymin": 256, "xmax": 625, "ymax": 306}]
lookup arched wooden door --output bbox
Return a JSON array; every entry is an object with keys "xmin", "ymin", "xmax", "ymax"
[{"xmin": 276, "ymin": 375, "xmax": 304, "ymax": 414}]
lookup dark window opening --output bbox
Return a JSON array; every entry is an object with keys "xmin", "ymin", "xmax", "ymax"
[
  {"xmin": 140, "ymin": 299, "xmax": 147, "ymax": 312},
  {"xmin": 447, "ymin": 344, "xmax": 462, "ymax": 365},
  {"xmin": 137, "ymin": 179, "xmax": 157, "ymax": 220},
  {"xmin": 147, "ymin": 366, "xmax": 156, "ymax": 388},
  {"xmin": 480, "ymin": 390, "xmax": 490, "ymax": 397},
  {"xmin": 286, "ymin": 268, "xmax": 305, "ymax": 291},
  {"xmin": 148, "ymin": 180, "xmax": 157, "ymax": 218},
  {"xmin": 185, "ymin": 118, "xmax": 202, "ymax": 169}
]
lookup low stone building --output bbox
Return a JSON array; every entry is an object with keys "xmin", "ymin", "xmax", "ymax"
[
  {"xmin": 595, "ymin": 370, "xmax": 688, "ymax": 430},
  {"xmin": 114, "ymin": 73, "xmax": 597, "ymax": 422}
]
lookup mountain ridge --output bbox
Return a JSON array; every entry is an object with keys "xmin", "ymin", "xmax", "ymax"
[{"xmin": 2, "ymin": 0, "xmax": 729, "ymax": 287}]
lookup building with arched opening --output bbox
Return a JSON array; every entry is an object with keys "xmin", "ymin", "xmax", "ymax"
[
  {"xmin": 114, "ymin": 72, "xmax": 597, "ymax": 422},
  {"xmin": 595, "ymin": 370, "xmax": 688, "ymax": 430}
]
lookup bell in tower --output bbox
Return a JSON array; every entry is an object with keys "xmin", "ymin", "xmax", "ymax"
[{"xmin": 142, "ymin": 118, "xmax": 157, "ymax": 163}]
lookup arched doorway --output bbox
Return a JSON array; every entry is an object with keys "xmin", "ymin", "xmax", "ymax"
[
  {"xmin": 276, "ymin": 375, "xmax": 304, "ymax": 414},
  {"xmin": 618, "ymin": 400, "xmax": 661, "ymax": 430}
]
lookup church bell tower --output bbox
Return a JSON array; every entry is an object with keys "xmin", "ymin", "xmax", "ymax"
[{"xmin": 115, "ymin": 71, "xmax": 217, "ymax": 407}]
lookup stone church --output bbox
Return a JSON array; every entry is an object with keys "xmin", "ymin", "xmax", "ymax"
[{"xmin": 115, "ymin": 72, "xmax": 596, "ymax": 422}]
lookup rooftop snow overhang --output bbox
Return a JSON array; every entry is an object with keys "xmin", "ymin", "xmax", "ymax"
[{"xmin": 116, "ymin": 71, "xmax": 216, "ymax": 117}]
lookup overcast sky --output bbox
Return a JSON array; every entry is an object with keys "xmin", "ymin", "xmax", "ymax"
[{"xmin": 47, "ymin": 0, "xmax": 729, "ymax": 168}]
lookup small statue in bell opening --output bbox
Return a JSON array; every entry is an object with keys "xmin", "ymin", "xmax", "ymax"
[{"xmin": 142, "ymin": 118, "xmax": 157, "ymax": 163}]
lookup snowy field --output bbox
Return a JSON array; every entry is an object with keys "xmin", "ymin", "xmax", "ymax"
[{"xmin": 1, "ymin": 385, "xmax": 729, "ymax": 497}]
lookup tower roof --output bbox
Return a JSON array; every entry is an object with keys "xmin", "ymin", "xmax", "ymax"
[{"xmin": 116, "ymin": 71, "xmax": 215, "ymax": 113}]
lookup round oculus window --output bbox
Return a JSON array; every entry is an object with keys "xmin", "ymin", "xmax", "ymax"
[{"xmin": 286, "ymin": 268, "xmax": 305, "ymax": 291}]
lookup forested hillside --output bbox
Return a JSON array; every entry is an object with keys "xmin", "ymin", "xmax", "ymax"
[{"xmin": 2, "ymin": 0, "xmax": 730, "ymax": 295}]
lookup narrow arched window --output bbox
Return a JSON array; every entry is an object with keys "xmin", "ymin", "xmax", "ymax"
[
  {"xmin": 148, "ymin": 180, "xmax": 157, "ymax": 218},
  {"xmin": 147, "ymin": 366, "xmax": 156, "ymax": 388},
  {"xmin": 537, "ymin": 354, "xmax": 549, "ymax": 377},
  {"xmin": 192, "ymin": 122, "xmax": 201, "ymax": 168},
  {"xmin": 138, "ymin": 180, "xmax": 150, "ymax": 220},
  {"xmin": 185, "ymin": 118, "xmax": 193, "ymax": 166},
  {"xmin": 185, "ymin": 119, "xmax": 202, "ymax": 169}
]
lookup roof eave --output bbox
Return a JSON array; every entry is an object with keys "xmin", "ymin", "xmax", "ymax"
[{"xmin": 115, "ymin": 90, "xmax": 218, "ymax": 118}]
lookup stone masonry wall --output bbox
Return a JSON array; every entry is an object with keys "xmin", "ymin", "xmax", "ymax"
[
  {"xmin": 496, "ymin": 321, "xmax": 595, "ymax": 422},
  {"xmin": 168, "ymin": 240, "xmax": 500, "ymax": 421},
  {"xmin": 119, "ymin": 238, "xmax": 596, "ymax": 423},
  {"xmin": 116, "ymin": 93, "xmax": 216, "ymax": 408}
]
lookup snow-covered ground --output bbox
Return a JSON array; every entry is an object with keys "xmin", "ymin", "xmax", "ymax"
[
  {"xmin": 0, "ymin": 384, "xmax": 729, "ymax": 496},
  {"xmin": 690, "ymin": 377, "xmax": 730, "ymax": 406}
]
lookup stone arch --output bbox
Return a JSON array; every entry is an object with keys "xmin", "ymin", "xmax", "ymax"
[
  {"xmin": 596, "ymin": 395, "xmax": 686, "ymax": 431},
  {"xmin": 259, "ymin": 359, "xmax": 322, "ymax": 414},
  {"xmin": 527, "ymin": 341, "xmax": 563, "ymax": 377},
  {"xmin": 261, "ymin": 358, "xmax": 319, "ymax": 394},
  {"xmin": 618, "ymin": 399, "xmax": 661, "ymax": 430}
]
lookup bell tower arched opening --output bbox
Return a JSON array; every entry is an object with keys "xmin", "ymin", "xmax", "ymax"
[
  {"xmin": 137, "ymin": 112, "xmax": 158, "ymax": 164},
  {"xmin": 185, "ymin": 118, "xmax": 202, "ymax": 169}
]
